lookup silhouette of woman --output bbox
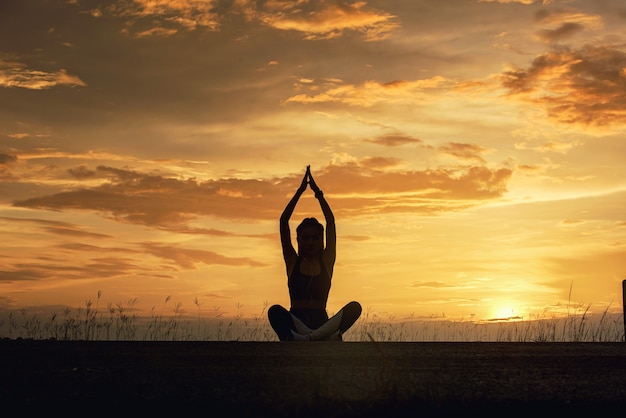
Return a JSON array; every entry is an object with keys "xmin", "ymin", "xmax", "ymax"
[{"xmin": 268, "ymin": 166, "xmax": 362, "ymax": 341}]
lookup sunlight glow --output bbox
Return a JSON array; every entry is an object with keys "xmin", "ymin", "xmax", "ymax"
[{"xmin": 490, "ymin": 305, "xmax": 523, "ymax": 321}]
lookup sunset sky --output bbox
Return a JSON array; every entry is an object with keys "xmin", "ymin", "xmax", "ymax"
[{"xmin": 1, "ymin": 0, "xmax": 625, "ymax": 325}]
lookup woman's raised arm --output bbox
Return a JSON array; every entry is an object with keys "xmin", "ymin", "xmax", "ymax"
[
  {"xmin": 279, "ymin": 167, "xmax": 309, "ymax": 263},
  {"xmin": 308, "ymin": 170, "xmax": 336, "ymax": 268}
]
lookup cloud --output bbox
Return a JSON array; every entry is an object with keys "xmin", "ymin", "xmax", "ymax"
[
  {"xmin": 13, "ymin": 162, "xmax": 513, "ymax": 228},
  {"xmin": 534, "ymin": 9, "xmax": 603, "ymax": 43},
  {"xmin": 68, "ymin": 166, "xmax": 97, "ymax": 179},
  {"xmin": 0, "ymin": 59, "xmax": 86, "ymax": 89},
  {"xmin": 142, "ymin": 243, "xmax": 267, "ymax": 268},
  {"xmin": 359, "ymin": 157, "xmax": 402, "ymax": 170},
  {"xmin": 0, "ymin": 154, "xmax": 17, "ymax": 164},
  {"xmin": 0, "ymin": 217, "xmax": 265, "ymax": 284},
  {"xmin": 0, "ymin": 217, "xmax": 112, "ymax": 239},
  {"xmin": 102, "ymin": 0, "xmax": 398, "ymax": 40},
  {"xmin": 479, "ymin": 0, "xmax": 537, "ymax": 4},
  {"xmin": 534, "ymin": 8, "xmax": 603, "ymax": 27},
  {"xmin": 286, "ymin": 76, "xmax": 455, "ymax": 107},
  {"xmin": 560, "ymin": 219, "xmax": 585, "ymax": 226},
  {"xmin": 439, "ymin": 143, "xmax": 490, "ymax": 163},
  {"xmin": 535, "ymin": 22, "xmax": 585, "ymax": 43},
  {"xmin": 107, "ymin": 0, "xmax": 221, "ymax": 36},
  {"xmin": 256, "ymin": 0, "xmax": 399, "ymax": 41},
  {"xmin": 0, "ymin": 268, "xmax": 48, "ymax": 282},
  {"xmin": 0, "ymin": 154, "xmax": 18, "ymax": 180},
  {"xmin": 411, "ymin": 281, "xmax": 458, "ymax": 288},
  {"xmin": 514, "ymin": 140, "xmax": 580, "ymax": 153},
  {"xmin": 501, "ymin": 44, "xmax": 626, "ymax": 127},
  {"xmin": 364, "ymin": 134, "xmax": 426, "ymax": 147},
  {"xmin": 516, "ymin": 164, "xmax": 542, "ymax": 173},
  {"xmin": 0, "ymin": 256, "xmax": 140, "ymax": 283}
]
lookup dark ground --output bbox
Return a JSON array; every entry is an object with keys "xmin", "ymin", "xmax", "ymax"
[{"xmin": 1, "ymin": 340, "xmax": 625, "ymax": 416}]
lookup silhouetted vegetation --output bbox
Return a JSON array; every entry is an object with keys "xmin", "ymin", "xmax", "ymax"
[{"xmin": 1, "ymin": 291, "xmax": 623, "ymax": 342}]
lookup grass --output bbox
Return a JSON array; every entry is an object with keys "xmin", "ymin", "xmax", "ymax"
[{"xmin": 1, "ymin": 291, "xmax": 624, "ymax": 342}]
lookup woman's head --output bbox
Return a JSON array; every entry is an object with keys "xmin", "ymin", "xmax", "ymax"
[{"xmin": 296, "ymin": 217, "xmax": 324, "ymax": 257}]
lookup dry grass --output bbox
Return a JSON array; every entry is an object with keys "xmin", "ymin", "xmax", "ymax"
[{"xmin": 1, "ymin": 291, "xmax": 624, "ymax": 342}]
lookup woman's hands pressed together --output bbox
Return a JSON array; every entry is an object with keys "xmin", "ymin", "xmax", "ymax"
[{"xmin": 301, "ymin": 165, "xmax": 322, "ymax": 198}]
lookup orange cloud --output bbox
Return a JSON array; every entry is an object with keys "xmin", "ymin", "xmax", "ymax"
[
  {"xmin": 286, "ymin": 76, "xmax": 454, "ymax": 107},
  {"xmin": 13, "ymin": 162, "xmax": 513, "ymax": 228},
  {"xmin": 411, "ymin": 281, "xmax": 459, "ymax": 288},
  {"xmin": 359, "ymin": 156, "xmax": 402, "ymax": 170},
  {"xmin": 0, "ymin": 256, "xmax": 142, "ymax": 282},
  {"xmin": 515, "ymin": 164, "xmax": 542, "ymax": 173},
  {"xmin": 109, "ymin": 0, "xmax": 220, "ymax": 36},
  {"xmin": 514, "ymin": 140, "xmax": 580, "ymax": 153},
  {"xmin": 104, "ymin": 0, "xmax": 397, "ymax": 40},
  {"xmin": 142, "ymin": 243, "xmax": 267, "ymax": 268},
  {"xmin": 257, "ymin": 0, "xmax": 399, "ymax": 41},
  {"xmin": 534, "ymin": 8, "xmax": 603, "ymax": 27},
  {"xmin": 0, "ymin": 63, "xmax": 86, "ymax": 89},
  {"xmin": 479, "ymin": 0, "xmax": 537, "ymax": 4},
  {"xmin": 501, "ymin": 45, "xmax": 626, "ymax": 127},
  {"xmin": 0, "ymin": 217, "xmax": 111, "ymax": 239},
  {"xmin": 364, "ymin": 134, "xmax": 426, "ymax": 147},
  {"xmin": 439, "ymin": 143, "xmax": 490, "ymax": 163},
  {"xmin": 0, "ymin": 217, "xmax": 261, "ymax": 284}
]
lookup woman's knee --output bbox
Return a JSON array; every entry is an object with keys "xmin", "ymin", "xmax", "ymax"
[
  {"xmin": 268, "ymin": 304, "xmax": 287, "ymax": 318},
  {"xmin": 338, "ymin": 301, "xmax": 362, "ymax": 332},
  {"xmin": 345, "ymin": 301, "xmax": 362, "ymax": 318}
]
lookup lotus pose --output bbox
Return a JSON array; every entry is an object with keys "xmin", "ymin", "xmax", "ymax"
[{"xmin": 268, "ymin": 166, "xmax": 362, "ymax": 341}]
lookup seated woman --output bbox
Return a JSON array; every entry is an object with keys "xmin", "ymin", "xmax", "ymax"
[{"xmin": 268, "ymin": 166, "xmax": 362, "ymax": 341}]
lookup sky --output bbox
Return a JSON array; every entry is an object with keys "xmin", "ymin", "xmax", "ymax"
[{"xmin": 1, "ymin": 0, "xmax": 625, "ymax": 325}]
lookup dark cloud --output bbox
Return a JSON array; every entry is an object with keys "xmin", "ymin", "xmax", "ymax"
[
  {"xmin": 68, "ymin": 165, "xmax": 97, "ymax": 179},
  {"xmin": 0, "ymin": 153, "xmax": 17, "ymax": 164},
  {"xmin": 0, "ymin": 154, "xmax": 17, "ymax": 179},
  {"xmin": 0, "ymin": 268, "xmax": 47, "ymax": 282},
  {"xmin": 536, "ymin": 22, "xmax": 585, "ymax": 43},
  {"xmin": 502, "ymin": 44, "xmax": 626, "ymax": 127}
]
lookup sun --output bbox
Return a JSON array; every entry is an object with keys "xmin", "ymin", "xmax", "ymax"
[{"xmin": 491, "ymin": 305, "xmax": 522, "ymax": 321}]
